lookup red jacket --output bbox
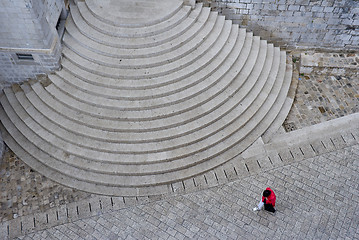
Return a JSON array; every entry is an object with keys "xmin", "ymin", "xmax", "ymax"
[{"xmin": 262, "ymin": 187, "xmax": 276, "ymax": 207}]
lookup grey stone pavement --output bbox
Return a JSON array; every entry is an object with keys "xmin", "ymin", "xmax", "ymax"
[
  {"xmin": 15, "ymin": 144, "xmax": 359, "ymax": 240},
  {"xmin": 0, "ymin": 51, "xmax": 358, "ymax": 239}
]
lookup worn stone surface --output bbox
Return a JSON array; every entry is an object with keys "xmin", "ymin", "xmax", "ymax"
[
  {"xmin": 14, "ymin": 144, "xmax": 359, "ymax": 240},
  {"xmin": 197, "ymin": 0, "xmax": 359, "ymax": 51},
  {"xmin": 300, "ymin": 52, "xmax": 359, "ymax": 73},
  {"xmin": 284, "ymin": 51, "xmax": 359, "ymax": 131},
  {"xmin": 0, "ymin": 150, "xmax": 92, "ymax": 223}
]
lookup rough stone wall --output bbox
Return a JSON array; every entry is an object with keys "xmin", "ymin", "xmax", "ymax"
[
  {"xmin": 30, "ymin": 0, "xmax": 65, "ymax": 45},
  {"xmin": 197, "ymin": 0, "xmax": 359, "ymax": 51},
  {"xmin": 0, "ymin": 46, "xmax": 61, "ymax": 89},
  {"xmin": 0, "ymin": 0, "xmax": 65, "ymax": 88},
  {"xmin": 41, "ymin": 0, "xmax": 66, "ymax": 27}
]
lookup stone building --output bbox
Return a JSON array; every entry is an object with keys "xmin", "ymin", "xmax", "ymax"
[{"xmin": 0, "ymin": 0, "xmax": 68, "ymax": 88}]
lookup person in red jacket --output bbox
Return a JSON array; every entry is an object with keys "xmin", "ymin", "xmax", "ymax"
[{"xmin": 253, "ymin": 187, "xmax": 276, "ymax": 213}]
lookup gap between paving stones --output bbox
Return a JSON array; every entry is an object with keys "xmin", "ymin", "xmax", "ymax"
[
  {"xmin": 284, "ymin": 51, "xmax": 359, "ymax": 131},
  {"xmin": 5, "ymin": 143, "xmax": 359, "ymax": 239},
  {"xmin": 1, "ymin": 118, "xmax": 358, "ymax": 239}
]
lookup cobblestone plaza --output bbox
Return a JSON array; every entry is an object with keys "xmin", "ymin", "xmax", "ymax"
[{"xmin": 13, "ymin": 145, "xmax": 359, "ymax": 240}]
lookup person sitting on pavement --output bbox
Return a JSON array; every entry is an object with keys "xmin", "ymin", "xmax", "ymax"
[{"xmin": 253, "ymin": 187, "xmax": 276, "ymax": 213}]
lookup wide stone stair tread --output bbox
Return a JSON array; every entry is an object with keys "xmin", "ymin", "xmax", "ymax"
[
  {"xmin": 0, "ymin": 52, "xmax": 289, "ymax": 190},
  {"xmin": 65, "ymin": 6, "xmax": 207, "ymax": 58},
  {"xmin": 56, "ymin": 27, "xmax": 240, "ymax": 105},
  {"xmin": 62, "ymin": 16, "xmax": 229, "ymax": 78},
  {"xmin": 0, "ymin": 0, "xmax": 296, "ymax": 196},
  {"xmin": 62, "ymin": 20, "xmax": 234, "ymax": 74},
  {"xmin": 59, "ymin": 30, "xmax": 250, "ymax": 92},
  {"xmin": 1, "ymin": 43, "xmax": 284, "ymax": 171},
  {"xmin": 261, "ymin": 56, "xmax": 295, "ymax": 142},
  {"xmin": 70, "ymin": 2, "xmax": 208, "ymax": 48},
  {"xmin": 77, "ymin": 1, "xmax": 189, "ymax": 37},
  {"xmin": 4, "ymin": 42, "xmax": 276, "ymax": 158},
  {"xmin": 41, "ymin": 36, "xmax": 260, "ymax": 122},
  {"xmin": 0, "ymin": 124, "xmax": 170, "ymax": 196},
  {"xmin": 84, "ymin": 0, "xmax": 183, "ymax": 28}
]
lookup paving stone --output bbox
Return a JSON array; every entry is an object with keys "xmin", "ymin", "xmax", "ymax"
[
  {"xmin": 12, "ymin": 145, "xmax": 357, "ymax": 239},
  {"xmin": 0, "ymin": 150, "xmax": 92, "ymax": 222},
  {"xmin": 285, "ymin": 52, "xmax": 359, "ymax": 131}
]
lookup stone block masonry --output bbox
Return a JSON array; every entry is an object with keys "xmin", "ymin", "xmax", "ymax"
[
  {"xmin": 0, "ymin": 41, "xmax": 62, "ymax": 89},
  {"xmin": 197, "ymin": 0, "xmax": 359, "ymax": 51},
  {"xmin": 0, "ymin": 0, "xmax": 66, "ymax": 89}
]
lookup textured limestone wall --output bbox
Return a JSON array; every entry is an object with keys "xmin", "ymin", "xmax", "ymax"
[
  {"xmin": 0, "ymin": 46, "xmax": 62, "ymax": 89},
  {"xmin": 197, "ymin": 0, "xmax": 359, "ymax": 51},
  {"xmin": 0, "ymin": 0, "xmax": 66, "ymax": 88},
  {"xmin": 30, "ymin": 0, "xmax": 66, "ymax": 43}
]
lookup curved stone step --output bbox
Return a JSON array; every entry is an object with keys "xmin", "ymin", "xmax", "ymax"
[
  {"xmin": 62, "ymin": 16, "xmax": 228, "ymax": 78},
  {"xmin": 0, "ymin": 57, "xmax": 290, "ymax": 198},
  {"xmin": 84, "ymin": 0, "xmax": 183, "ymax": 28},
  {"xmin": 63, "ymin": 18, "xmax": 233, "ymax": 70},
  {"xmin": 60, "ymin": 30, "xmax": 250, "ymax": 92},
  {"xmin": 33, "ymin": 36, "xmax": 257, "ymax": 138},
  {"xmin": 0, "ymin": 47, "xmax": 286, "ymax": 186},
  {"xmin": 0, "ymin": 1, "xmax": 296, "ymax": 197},
  {"xmin": 261, "ymin": 55, "xmax": 295, "ymax": 142},
  {"xmin": 65, "ymin": 5, "xmax": 207, "ymax": 58},
  {"xmin": 70, "ymin": 2, "xmax": 208, "ymax": 48},
  {"xmin": 0, "ymin": 123, "xmax": 170, "ymax": 196},
  {"xmin": 56, "ymin": 27, "xmax": 239, "ymax": 106},
  {"xmin": 7, "ymin": 44, "xmax": 275, "ymax": 158},
  {"xmin": 2, "ymin": 42, "xmax": 280, "ymax": 166},
  {"xmin": 77, "ymin": 1, "xmax": 188, "ymax": 37},
  {"xmin": 44, "ymin": 36, "xmax": 260, "ymax": 123}
]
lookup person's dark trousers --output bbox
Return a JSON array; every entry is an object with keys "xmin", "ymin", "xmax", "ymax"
[{"xmin": 264, "ymin": 204, "xmax": 276, "ymax": 213}]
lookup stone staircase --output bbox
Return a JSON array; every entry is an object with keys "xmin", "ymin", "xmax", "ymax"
[{"xmin": 0, "ymin": 0, "xmax": 294, "ymax": 196}]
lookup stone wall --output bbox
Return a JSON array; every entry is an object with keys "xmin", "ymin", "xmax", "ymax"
[
  {"xmin": 197, "ymin": 0, "xmax": 359, "ymax": 51},
  {"xmin": 0, "ymin": 46, "xmax": 62, "ymax": 89},
  {"xmin": 0, "ymin": 0, "xmax": 66, "ymax": 89}
]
